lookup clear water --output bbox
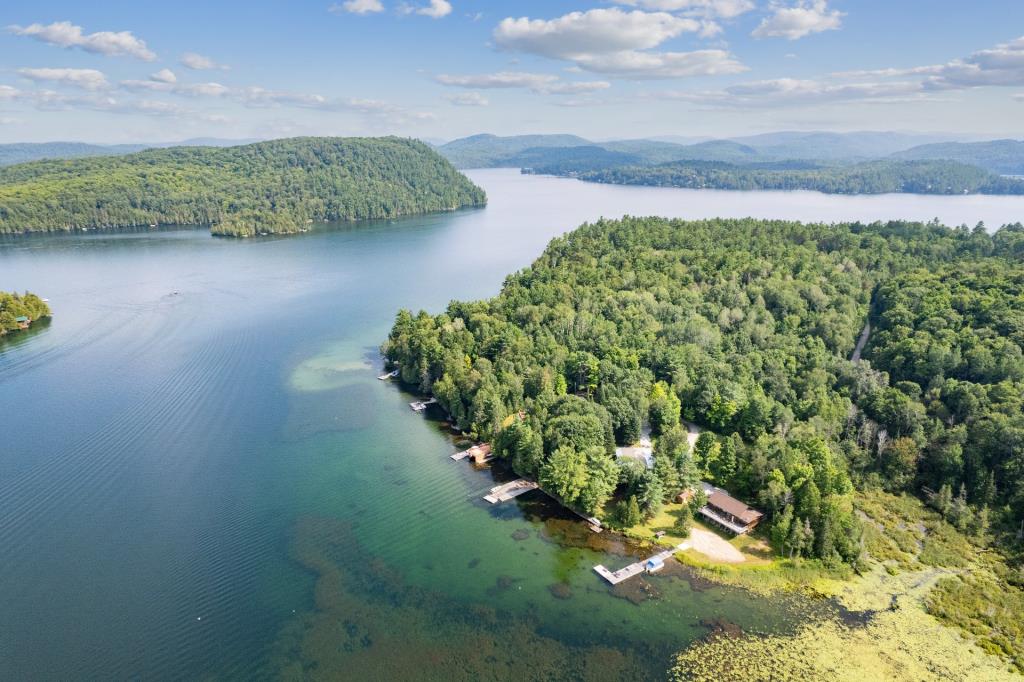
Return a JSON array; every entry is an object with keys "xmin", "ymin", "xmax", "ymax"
[{"xmin": 3, "ymin": 170, "xmax": 1022, "ymax": 680}]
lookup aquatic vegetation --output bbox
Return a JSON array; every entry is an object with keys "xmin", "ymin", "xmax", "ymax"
[
  {"xmin": 266, "ymin": 516, "xmax": 662, "ymax": 681},
  {"xmin": 671, "ymin": 565, "xmax": 1018, "ymax": 682}
]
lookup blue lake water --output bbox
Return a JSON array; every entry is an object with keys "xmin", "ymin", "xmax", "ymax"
[{"xmin": 2, "ymin": 170, "xmax": 1023, "ymax": 679}]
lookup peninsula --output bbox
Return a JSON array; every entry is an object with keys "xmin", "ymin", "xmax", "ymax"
[{"xmin": 0, "ymin": 137, "xmax": 486, "ymax": 237}]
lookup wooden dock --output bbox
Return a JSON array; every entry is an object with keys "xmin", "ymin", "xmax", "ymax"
[
  {"xmin": 483, "ymin": 479, "xmax": 539, "ymax": 504},
  {"xmin": 592, "ymin": 545, "xmax": 683, "ymax": 585}
]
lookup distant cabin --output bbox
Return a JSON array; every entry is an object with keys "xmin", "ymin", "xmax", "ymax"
[
  {"xmin": 699, "ymin": 487, "xmax": 763, "ymax": 535},
  {"xmin": 15, "ymin": 315, "xmax": 30, "ymax": 330}
]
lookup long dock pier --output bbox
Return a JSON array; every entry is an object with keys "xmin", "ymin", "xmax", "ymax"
[
  {"xmin": 483, "ymin": 479, "xmax": 539, "ymax": 504},
  {"xmin": 592, "ymin": 545, "xmax": 684, "ymax": 585}
]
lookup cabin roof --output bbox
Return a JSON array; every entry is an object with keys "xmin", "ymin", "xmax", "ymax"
[
  {"xmin": 15, "ymin": 316, "xmax": 29, "ymax": 322},
  {"xmin": 707, "ymin": 491, "xmax": 763, "ymax": 525}
]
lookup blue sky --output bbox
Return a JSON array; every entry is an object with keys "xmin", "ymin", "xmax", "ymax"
[{"xmin": 1, "ymin": 0, "xmax": 1023, "ymax": 143}]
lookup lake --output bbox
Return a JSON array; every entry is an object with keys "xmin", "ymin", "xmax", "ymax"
[{"xmin": 2, "ymin": 170, "xmax": 1023, "ymax": 680}]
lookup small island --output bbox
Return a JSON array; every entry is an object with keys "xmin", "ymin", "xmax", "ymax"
[
  {"xmin": 0, "ymin": 291, "xmax": 50, "ymax": 336},
  {"xmin": 0, "ymin": 137, "xmax": 487, "ymax": 237}
]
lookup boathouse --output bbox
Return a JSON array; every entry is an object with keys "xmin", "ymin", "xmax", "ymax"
[
  {"xmin": 15, "ymin": 316, "xmax": 30, "ymax": 330},
  {"xmin": 470, "ymin": 443, "xmax": 493, "ymax": 465},
  {"xmin": 699, "ymin": 490, "xmax": 763, "ymax": 535}
]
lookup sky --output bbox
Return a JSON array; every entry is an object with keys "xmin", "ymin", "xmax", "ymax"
[{"xmin": 1, "ymin": 0, "xmax": 1023, "ymax": 143}]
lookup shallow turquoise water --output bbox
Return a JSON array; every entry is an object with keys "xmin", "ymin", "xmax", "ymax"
[{"xmin": 3, "ymin": 171, "xmax": 1022, "ymax": 679}]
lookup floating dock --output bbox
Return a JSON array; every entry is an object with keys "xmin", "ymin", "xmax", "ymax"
[
  {"xmin": 592, "ymin": 545, "xmax": 683, "ymax": 585},
  {"xmin": 483, "ymin": 479, "xmax": 539, "ymax": 504}
]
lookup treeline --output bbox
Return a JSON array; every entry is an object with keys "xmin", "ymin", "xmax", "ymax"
[
  {"xmin": 0, "ymin": 291, "xmax": 50, "ymax": 335},
  {"xmin": 0, "ymin": 137, "xmax": 486, "ymax": 237},
  {"xmin": 385, "ymin": 217, "xmax": 1024, "ymax": 567},
  {"xmin": 534, "ymin": 159, "xmax": 1024, "ymax": 195}
]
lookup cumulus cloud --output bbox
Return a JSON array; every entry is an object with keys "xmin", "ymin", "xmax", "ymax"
[
  {"xmin": 329, "ymin": 0, "xmax": 385, "ymax": 14},
  {"xmin": 495, "ymin": 9, "xmax": 699, "ymax": 59},
  {"xmin": 435, "ymin": 71, "xmax": 611, "ymax": 94},
  {"xmin": 615, "ymin": 0, "xmax": 754, "ymax": 19},
  {"xmin": 655, "ymin": 34, "xmax": 1024, "ymax": 108},
  {"xmin": 8, "ymin": 21, "xmax": 156, "ymax": 60},
  {"xmin": 445, "ymin": 92, "xmax": 489, "ymax": 106},
  {"xmin": 752, "ymin": 1, "xmax": 843, "ymax": 40},
  {"xmin": 493, "ymin": 8, "xmax": 744, "ymax": 79},
  {"xmin": 180, "ymin": 52, "xmax": 230, "ymax": 71},
  {"xmin": 401, "ymin": 0, "xmax": 452, "ymax": 18},
  {"xmin": 150, "ymin": 68, "xmax": 177, "ymax": 84},
  {"xmin": 923, "ymin": 36, "xmax": 1024, "ymax": 90},
  {"xmin": 17, "ymin": 67, "xmax": 109, "ymax": 91}
]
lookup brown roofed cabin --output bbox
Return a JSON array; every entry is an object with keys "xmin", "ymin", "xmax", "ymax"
[{"xmin": 700, "ymin": 491, "xmax": 763, "ymax": 535}]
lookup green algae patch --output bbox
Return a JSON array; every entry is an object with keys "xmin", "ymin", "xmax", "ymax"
[
  {"xmin": 670, "ymin": 564, "xmax": 1019, "ymax": 682},
  {"xmin": 265, "ymin": 516, "xmax": 661, "ymax": 681}
]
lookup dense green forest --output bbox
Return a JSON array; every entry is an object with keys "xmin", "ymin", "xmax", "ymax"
[
  {"xmin": 0, "ymin": 137, "xmax": 486, "ymax": 237},
  {"xmin": 0, "ymin": 291, "xmax": 50, "ymax": 335},
  {"xmin": 384, "ymin": 217, "xmax": 1024, "ymax": 571},
  {"xmin": 537, "ymin": 159, "xmax": 1024, "ymax": 195}
]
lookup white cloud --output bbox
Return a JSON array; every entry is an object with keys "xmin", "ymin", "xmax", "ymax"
[
  {"xmin": 446, "ymin": 92, "xmax": 489, "ymax": 106},
  {"xmin": 435, "ymin": 71, "xmax": 611, "ymax": 94},
  {"xmin": 329, "ymin": 0, "xmax": 385, "ymax": 14},
  {"xmin": 1015, "ymin": 93, "xmax": 1024, "ymax": 101},
  {"xmin": 0, "ymin": 85, "xmax": 23, "ymax": 101},
  {"xmin": 402, "ymin": 0, "xmax": 452, "ymax": 19},
  {"xmin": 8, "ymin": 21, "xmax": 156, "ymax": 60},
  {"xmin": 923, "ymin": 36, "xmax": 1024, "ymax": 90},
  {"xmin": 659, "ymin": 77, "xmax": 924, "ymax": 108},
  {"xmin": 17, "ymin": 67, "xmax": 109, "ymax": 91},
  {"xmin": 180, "ymin": 52, "xmax": 230, "ymax": 71},
  {"xmin": 150, "ymin": 68, "xmax": 177, "ymax": 84},
  {"xmin": 493, "ymin": 8, "xmax": 744, "ymax": 79},
  {"xmin": 575, "ymin": 50, "xmax": 745, "ymax": 79},
  {"xmin": 495, "ymin": 9, "xmax": 700, "ymax": 59},
  {"xmin": 752, "ymin": 1, "xmax": 843, "ymax": 40},
  {"xmin": 615, "ymin": 0, "xmax": 754, "ymax": 19}
]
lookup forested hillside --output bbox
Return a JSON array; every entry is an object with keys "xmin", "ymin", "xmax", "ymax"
[
  {"xmin": 892, "ymin": 139, "xmax": 1024, "ymax": 175},
  {"xmin": 437, "ymin": 133, "xmax": 590, "ymax": 168},
  {"xmin": 0, "ymin": 291, "xmax": 50, "ymax": 335},
  {"xmin": 547, "ymin": 159, "xmax": 1024, "ymax": 195},
  {"xmin": 385, "ymin": 217, "xmax": 1024, "ymax": 572},
  {"xmin": 0, "ymin": 137, "xmax": 486, "ymax": 237}
]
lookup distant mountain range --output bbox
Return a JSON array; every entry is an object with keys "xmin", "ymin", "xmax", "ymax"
[
  {"xmin": 890, "ymin": 139, "xmax": 1024, "ymax": 175},
  {"xmin": 0, "ymin": 138, "xmax": 260, "ymax": 166},
  {"xmin": 436, "ymin": 132, "xmax": 1023, "ymax": 175}
]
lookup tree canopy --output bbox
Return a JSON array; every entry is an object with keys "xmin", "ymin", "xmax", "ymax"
[
  {"xmin": 0, "ymin": 291, "xmax": 50, "ymax": 335},
  {"xmin": 0, "ymin": 136, "xmax": 486, "ymax": 237},
  {"xmin": 385, "ymin": 216, "xmax": 1024, "ymax": 565}
]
